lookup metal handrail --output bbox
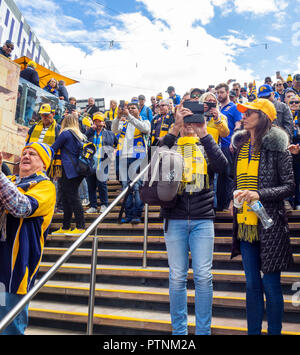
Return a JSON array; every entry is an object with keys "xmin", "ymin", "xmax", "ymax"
[{"xmin": 0, "ymin": 161, "xmax": 151, "ymax": 334}]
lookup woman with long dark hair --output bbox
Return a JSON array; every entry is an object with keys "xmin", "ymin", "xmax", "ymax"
[{"xmin": 230, "ymin": 98, "xmax": 294, "ymax": 335}]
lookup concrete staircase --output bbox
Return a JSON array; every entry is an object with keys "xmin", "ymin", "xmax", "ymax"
[{"xmin": 26, "ymin": 180, "xmax": 300, "ymax": 335}]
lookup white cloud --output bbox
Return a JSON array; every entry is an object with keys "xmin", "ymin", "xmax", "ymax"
[
  {"xmin": 234, "ymin": 0, "xmax": 288, "ymax": 14},
  {"xmin": 265, "ymin": 36, "xmax": 282, "ymax": 43},
  {"xmin": 15, "ymin": 0, "xmax": 257, "ymax": 107}
]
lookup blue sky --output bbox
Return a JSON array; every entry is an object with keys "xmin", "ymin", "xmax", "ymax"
[{"xmin": 13, "ymin": 0, "xmax": 300, "ymax": 104}]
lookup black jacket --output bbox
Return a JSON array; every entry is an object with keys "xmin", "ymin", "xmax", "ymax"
[
  {"xmin": 231, "ymin": 127, "xmax": 295, "ymax": 273},
  {"xmin": 160, "ymin": 133, "xmax": 227, "ymax": 220},
  {"xmin": 273, "ymin": 99, "xmax": 293, "ymax": 142},
  {"xmin": 20, "ymin": 67, "xmax": 40, "ymax": 87}
]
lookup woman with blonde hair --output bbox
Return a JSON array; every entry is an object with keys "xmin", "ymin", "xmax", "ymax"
[
  {"xmin": 199, "ymin": 91, "xmax": 229, "ymax": 144},
  {"xmin": 51, "ymin": 113, "xmax": 86, "ymax": 235}
]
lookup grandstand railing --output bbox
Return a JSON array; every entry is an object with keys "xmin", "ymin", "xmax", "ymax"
[{"xmin": 0, "ymin": 162, "xmax": 151, "ymax": 335}]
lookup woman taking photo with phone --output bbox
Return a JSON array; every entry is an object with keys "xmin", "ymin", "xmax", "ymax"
[
  {"xmin": 161, "ymin": 104, "xmax": 227, "ymax": 335},
  {"xmin": 230, "ymin": 98, "xmax": 294, "ymax": 335}
]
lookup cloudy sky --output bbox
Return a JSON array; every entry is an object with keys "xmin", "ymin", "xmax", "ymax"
[{"xmin": 14, "ymin": 0, "xmax": 300, "ymax": 107}]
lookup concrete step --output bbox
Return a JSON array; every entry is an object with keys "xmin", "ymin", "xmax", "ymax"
[
  {"xmin": 27, "ymin": 299, "xmax": 300, "ymax": 335},
  {"xmin": 36, "ymin": 280, "xmax": 300, "ymax": 312},
  {"xmin": 42, "ymin": 246, "xmax": 300, "ymax": 263},
  {"xmin": 38, "ymin": 262, "xmax": 300, "ymax": 284},
  {"xmin": 46, "ymin": 234, "xmax": 300, "ymax": 246}
]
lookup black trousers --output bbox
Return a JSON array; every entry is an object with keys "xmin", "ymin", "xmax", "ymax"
[
  {"xmin": 216, "ymin": 145, "xmax": 234, "ymax": 210},
  {"xmin": 61, "ymin": 169, "xmax": 85, "ymax": 229}
]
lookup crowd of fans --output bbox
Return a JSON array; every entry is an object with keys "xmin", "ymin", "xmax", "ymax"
[{"xmin": 1, "ymin": 39, "xmax": 300, "ymax": 335}]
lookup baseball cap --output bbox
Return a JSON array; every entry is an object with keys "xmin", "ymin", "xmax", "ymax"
[
  {"xmin": 237, "ymin": 98, "xmax": 277, "ymax": 122},
  {"xmin": 138, "ymin": 94, "xmax": 145, "ymax": 100},
  {"xmin": 131, "ymin": 97, "xmax": 138, "ymax": 104},
  {"xmin": 28, "ymin": 60, "xmax": 37, "ymax": 69},
  {"xmin": 39, "ymin": 104, "xmax": 52, "ymax": 115},
  {"xmin": 258, "ymin": 84, "xmax": 274, "ymax": 98},
  {"xmin": 293, "ymin": 74, "xmax": 300, "ymax": 82},
  {"xmin": 92, "ymin": 112, "xmax": 105, "ymax": 121},
  {"xmin": 5, "ymin": 40, "xmax": 14, "ymax": 49},
  {"xmin": 166, "ymin": 86, "xmax": 175, "ymax": 93}
]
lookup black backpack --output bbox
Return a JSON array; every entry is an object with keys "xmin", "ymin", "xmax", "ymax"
[{"xmin": 65, "ymin": 131, "xmax": 97, "ymax": 177}]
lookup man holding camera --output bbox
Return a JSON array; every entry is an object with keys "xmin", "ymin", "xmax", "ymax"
[
  {"xmin": 215, "ymin": 83, "xmax": 242, "ymax": 211},
  {"xmin": 112, "ymin": 102, "xmax": 150, "ymax": 224},
  {"xmin": 0, "ymin": 143, "xmax": 56, "ymax": 334}
]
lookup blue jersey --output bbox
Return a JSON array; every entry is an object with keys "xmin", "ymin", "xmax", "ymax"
[{"xmin": 220, "ymin": 102, "xmax": 242, "ymax": 147}]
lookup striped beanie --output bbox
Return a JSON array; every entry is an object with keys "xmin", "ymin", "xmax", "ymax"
[{"xmin": 23, "ymin": 142, "xmax": 53, "ymax": 170}]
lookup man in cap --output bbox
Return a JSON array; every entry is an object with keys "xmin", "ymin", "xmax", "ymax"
[
  {"xmin": 166, "ymin": 86, "xmax": 181, "ymax": 106},
  {"xmin": 150, "ymin": 99, "xmax": 175, "ymax": 145},
  {"xmin": 26, "ymin": 104, "xmax": 60, "ymax": 146},
  {"xmin": 258, "ymin": 84, "xmax": 293, "ymax": 141},
  {"xmin": 20, "ymin": 61, "xmax": 40, "ymax": 87},
  {"xmin": 0, "ymin": 40, "xmax": 14, "ymax": 58},
  {"xmin": 0, "ymin": 143, "xmax": 56, "ymax": 334},
  {"xmin": 138, "ymin": 94, "xmax": 153, "ymax": 122},
  {"xmin": 85, "ymin": 112, "xmax": 117, "ymax": 214}
]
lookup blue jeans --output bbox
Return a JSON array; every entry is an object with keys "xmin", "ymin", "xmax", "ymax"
[
  {"xmin": 87, "ymin": 174, "xmax": 108, "ymax": 208},
  {"xmin": 0, "ymin": 293, "xmax": 29, "ymax": 335},
  {"xmin": 240, "ymin": 241, "xmax": 283, "ymax": 335},
  {"xmin": 164, "ymin": 219, "xmax": 214, "ymax": 335},
  {"xmin": 120, "ymin": 158, "xmax": 144, "ymax": 219}
]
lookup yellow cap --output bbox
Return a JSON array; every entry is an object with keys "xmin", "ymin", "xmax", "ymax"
[
  {"xmin": 82, "ymin": 116, "xmax": 92, "ymax": 127},
  {"xmin": 237, "ymin": 98, "xmax": 277, "ymax": 122},
  {"xmin": 28, "ymin": 60, "xmax": 37, "ymax": 69},
  {"xmin": 93, "ymin": 112, "xmax": 105, "ymax": 121},
  {"xmin": 287, "ymin": 74, "xmax": 293, "ymax": 82},
  {"xmin": 39, "ymin": 104, "xmax": 52, "ymax": 115}
]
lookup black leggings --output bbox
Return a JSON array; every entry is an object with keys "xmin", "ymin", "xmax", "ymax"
[{"xmin": 61, "ymin": 169, "xmax": 85, "ymax": 229}]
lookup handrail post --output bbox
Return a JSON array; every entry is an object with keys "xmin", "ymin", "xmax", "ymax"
[
  {"xmin": 86, "ymin": 229, "xmax": 99, "ymax": 335},
  {"xmin": 142, "ymin": 203, "xmax": 149, "ymax": 268}
]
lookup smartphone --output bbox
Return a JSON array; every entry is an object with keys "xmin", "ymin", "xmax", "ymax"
[
  {"xmin": 119, "ymin": 100, "xmax": 125, "ymax": 109},
  {"xmin": 276, "ymin": 71, "xmax": 280, "ymax": 78},
  {"xmin": 183, "ymin": 101, "xmax": 205, "ymax": 123}
]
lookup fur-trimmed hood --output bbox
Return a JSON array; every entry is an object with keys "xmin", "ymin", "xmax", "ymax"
[{"xmin": 231, "ymin": 126, "xmax": 289, "ymax": 152}]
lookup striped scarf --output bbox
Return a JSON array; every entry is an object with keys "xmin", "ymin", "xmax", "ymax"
[
  {"xmin": 176, "ymin": 136, "xmax": 209, "ymax": 195},
  {"xmin": 117, "ymin": 120, "xmax": 146, "ymax": 159},
  {"xmin": 27, "ymin": 120, "xmax": 57, "ymax": 146},
  {"xmin": 236, "ymin": 140, "xmax": 260, "ymax": 242}
]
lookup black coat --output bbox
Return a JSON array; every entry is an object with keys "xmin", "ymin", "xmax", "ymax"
[
  {"xmin": 161, "ymin": 133, "xmax": 228, "ymax": 220},
  {"xmin": 20, "ymin": 67, "xmax": 40, "ymax": 87},
  {"xmin": 231, "ymin": 127, "xmax": 295, "ymax": 273}
]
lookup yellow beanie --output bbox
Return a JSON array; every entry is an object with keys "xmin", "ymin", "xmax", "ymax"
[
  {"xmin": 23, "ymin": 142, "xmax": 53, "ymax": 170},
  {"xmin": 93, "ymin": 112, "xmax": 105, "ymax": 121}
]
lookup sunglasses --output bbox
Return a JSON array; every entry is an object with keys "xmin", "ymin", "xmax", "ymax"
[
  {"xmin": 245, "ymin": 109, "xmax": 260, "ymax": 117},
  {"xmin": 191, "ymin": 94, "xmax": 201, "ymax": 98},
  {"xmin": 276, "ymin": 83, "xmax": 283, "ymax": 86},
  {"xmin": 290, "ymin": 101, "xmax": 300, "ymax": 105}
]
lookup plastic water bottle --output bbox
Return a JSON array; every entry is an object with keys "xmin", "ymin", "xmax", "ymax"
[{"xmin": 249, "ymin": 200, "xmax": 274, "ymax": 229}]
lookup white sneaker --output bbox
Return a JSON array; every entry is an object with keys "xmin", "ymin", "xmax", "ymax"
[
  {"xmin": 100, "ymin": 205, "xmax": 107, "ymax": 213},
  {"xmin": 295, "ymin": 205, "xmax": 300, "ymax": 210},
  {"xmin": 82, "ymin": 199, "xmax": 89, "ymax": 207},
  {"xmin": 86, "ymin": 207, "xmax": 97, "ymax": 213}
]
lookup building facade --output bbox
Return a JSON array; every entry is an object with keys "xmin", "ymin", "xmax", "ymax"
[{"xmin": 0, "ymin": 0, "xmax": 57, "ymax": 71}]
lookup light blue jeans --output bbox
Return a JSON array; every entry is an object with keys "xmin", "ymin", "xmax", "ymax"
[
  {"xmin": 0, "ymin": 293, "xmax": 29, "ymax": 335},
  {"xmin": 164, "ymin": 219, "xmax": 214, "ymax": 335}
]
